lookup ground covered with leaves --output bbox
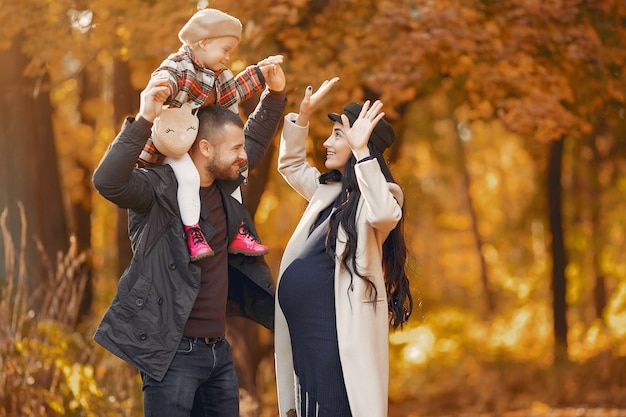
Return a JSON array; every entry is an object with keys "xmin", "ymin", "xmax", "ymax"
[{"xmin": 387, "ymin": 352, "xmax": 626, "ymax": 417}]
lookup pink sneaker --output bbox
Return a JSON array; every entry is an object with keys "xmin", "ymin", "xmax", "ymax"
[
  {"xmin": 184, "ymin": 225, "xmax": 214, "ymax": 261},
  {"xmin": 228, "ymin": 222, "xmax": 269, "ymax": 256}
]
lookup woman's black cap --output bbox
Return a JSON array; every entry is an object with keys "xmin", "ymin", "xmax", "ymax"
[{"xmin": 327, "ymin": 102, "xmax": 395, "ymax": 152}]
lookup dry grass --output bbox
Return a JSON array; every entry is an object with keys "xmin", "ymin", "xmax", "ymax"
[
  {"xmin": 0, "ymin": 203, "xmax": 261, "ymax": 417},
  {"xmin": 0, "ymin": 203, "xmax": 140, "ymax": 417}
]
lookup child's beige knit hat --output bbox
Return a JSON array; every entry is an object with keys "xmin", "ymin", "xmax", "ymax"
[{"xmin": 178, "ymin": 9, "xmax": 242, "ymax": 45}]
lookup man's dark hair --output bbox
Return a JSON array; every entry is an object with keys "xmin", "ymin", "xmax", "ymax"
[{"xmin": 195, "ymin": 105, "xmax": 244, "ymax": 145}]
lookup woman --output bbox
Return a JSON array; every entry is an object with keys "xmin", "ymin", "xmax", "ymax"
[{"xmin": 274, "ymin": 78, "xmax": 413, "ymax": 417}]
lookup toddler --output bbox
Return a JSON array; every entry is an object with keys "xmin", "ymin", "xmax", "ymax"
[{"xmin": 139, "ymin": 8, "xmax": 281, "ymax": 260}]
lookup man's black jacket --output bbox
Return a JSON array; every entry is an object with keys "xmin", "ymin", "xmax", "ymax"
[{"xmin": 92, "ymin": 89, "xmax": 285, "ymax": 381}]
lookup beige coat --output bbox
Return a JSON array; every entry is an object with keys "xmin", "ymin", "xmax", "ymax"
[{"xmin": 275, "ymin": 113, "xmax": 403, "ymax": 417}]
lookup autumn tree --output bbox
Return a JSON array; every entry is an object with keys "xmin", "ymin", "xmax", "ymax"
[
  {"xmin": 0, "ymin": 6, "xmax": 69, "ymax": 294},
  {"xmin": 3, "ymin": 0, "xmax": 625, "ymax": 413},
  {"xmin": 226, "ymin": 0, "xmax": 626, "ymax": 362},
  {"xmin": 251, "ymin": 0, "xmax": 624, "ymax": 357}
]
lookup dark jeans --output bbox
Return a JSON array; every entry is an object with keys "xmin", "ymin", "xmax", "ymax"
[{"xmin": 140, "ymin": 337, "xmax": 238, "ymax": 417}]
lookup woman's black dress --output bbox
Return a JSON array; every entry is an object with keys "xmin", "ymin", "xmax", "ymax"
[{"xmin": 278, "ymin": 204, "xmax": 353, "ymax": 417}]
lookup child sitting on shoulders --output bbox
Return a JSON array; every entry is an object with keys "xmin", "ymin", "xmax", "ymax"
[{"xmin": 138, "ymin": 8, "xmax": 282, "ymax": 260}]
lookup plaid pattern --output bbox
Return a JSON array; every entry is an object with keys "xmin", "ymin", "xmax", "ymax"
[
  {"xmin": 217, "ymin": 66, "xmax": 264, "ymax": 110},
  {"xmin": 137, "ymin": 138, "xmax": 165, "ymax": 168},
  {"xmin": 138, "ymin": 45, "xmax": 265, "ymax": 167}
]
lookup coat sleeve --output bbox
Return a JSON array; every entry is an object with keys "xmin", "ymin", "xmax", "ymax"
[
  {"xmin": 277, "ymin": 113, "xmax": 321, "ymax": 202},
  {"xmin": 233, "ymin": 65, "xmax": 266, "ymax": 103},
  {"xmin": 92, "ymin": 117, "xmax": 156, "ymax": 212},
  {"xmin": 151, "ymin": 54, "xmax": 184, "ymax": 103},
  {"xmin": 242, "ymin": 89, "xmax": 287, "ymax": 171},
  {"xmin": 354, "ymin": 158, "xmax": 403, "ymax": 234}
]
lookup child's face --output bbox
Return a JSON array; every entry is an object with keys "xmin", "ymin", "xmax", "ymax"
[{"xmin": 195, "ymin": 36, "xmax": 239, "ymax": 71}]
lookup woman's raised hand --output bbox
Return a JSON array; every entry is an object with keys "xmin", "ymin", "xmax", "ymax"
[
  {"xmin": 342, "ymin": 100, "xmax": 384, "ymax": 159},
  {"xmin": 296, "ymin": 77, "xmax": 340, "ymax": 127}
]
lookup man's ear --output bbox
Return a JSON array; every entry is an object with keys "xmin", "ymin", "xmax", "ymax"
[{"xmin": 192, "ymin": 138, "xmax": 212, "ymax": 158}]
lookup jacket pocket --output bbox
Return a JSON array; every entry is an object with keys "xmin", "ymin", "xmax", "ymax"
[{"xmin": 114, "ymin": 274, "xmax": 152, "ymax": 322}]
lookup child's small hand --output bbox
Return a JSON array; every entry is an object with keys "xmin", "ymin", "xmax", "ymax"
[{"xmin": 257, "ymin": 55, "xmax": 284, "ymax": 78}]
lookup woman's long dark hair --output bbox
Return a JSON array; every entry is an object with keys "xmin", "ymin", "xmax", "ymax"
[{"xmin": 320, "ymin": 142, "xmax": 413, "ymax": 329}]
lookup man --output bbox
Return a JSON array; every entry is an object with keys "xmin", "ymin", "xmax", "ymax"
[{"xmin": 92, "ymin": 62, "xmax": 286, "ymax": 416}]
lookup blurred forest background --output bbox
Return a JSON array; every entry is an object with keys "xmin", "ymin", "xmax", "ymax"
[{"xmin": 1, "ymin": 0, "xmax": 626, "ymax": 416}]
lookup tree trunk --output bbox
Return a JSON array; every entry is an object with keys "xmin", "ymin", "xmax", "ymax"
[
  {"xmin": 112, "ymin": 59, "xmax": 139, "ymax": 276},
  {"xmin": 455, "ymin": 129, "xmax": 495, "ymax": 313},
  {"xmin": 0, "ymin": 34, "xmax": 68, "ymax": 287},
  {"xmin": 590, "ymin": 136, "xmax": 607, "ymax": 320},
  {"xmin": 547, "ymin": 136, "xmax": 568, "ymax": 362},
  {"xmin": 72, "ymin": 61, "xmax": 106, "ymax": 322}
]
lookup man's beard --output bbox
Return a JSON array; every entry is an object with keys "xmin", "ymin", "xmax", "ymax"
[{"xmin": 206, "ymin": 156, "xmax": 240, "ymax": 181}]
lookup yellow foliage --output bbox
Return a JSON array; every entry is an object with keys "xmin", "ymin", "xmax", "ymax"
[
  {"xmin": 606, "ymin": 281, "xmax": 626, "ymax": 339},
  {"xmin": 3, "ymin": 1, "xmax": 626, "ymax": 415}
]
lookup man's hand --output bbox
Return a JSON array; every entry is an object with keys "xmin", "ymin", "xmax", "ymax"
[
  {"xmin": 296, "ymin": 77, "xmax": 340, "ymax": 127},
  {"xmin": 257, "ymin": 55, "xmax": 283, "ymax": 77},
  {"xmin": 138, "ymin": 76, "xmax": 170, "ymax": 123},
  {"xmin": 261, "ymin": 56, "xmax": 286, "ymax": 93}
]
